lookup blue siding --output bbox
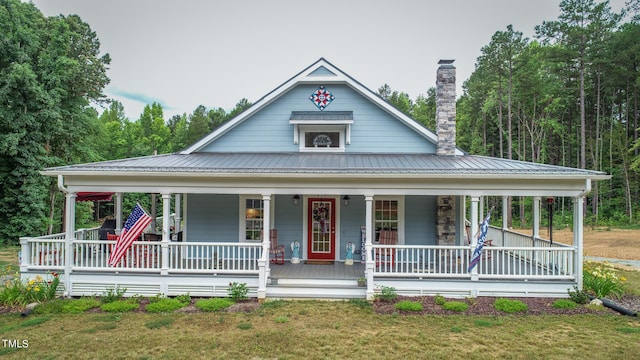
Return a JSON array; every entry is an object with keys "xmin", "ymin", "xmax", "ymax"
[
  {"xmin": 186, "ymin": 194, "xmax": 238, "ymax": 242},
  {"xmin": 405, "ymin": 196, "xmax": 437, "ymax": 246},
  {"xmin": 274, "ymin": 195, "xmax": 303, "ymax": 259},
  {"xmin": 340, "ymin": 196, "xmax": 366, "ymax": 260},
  {"xmin": 308, "ymin": 66, "xmax": 337, "ymax": 76},
  {"xmin": 200, "ymin": 84, "xmax": 436, "ymax": 153}
]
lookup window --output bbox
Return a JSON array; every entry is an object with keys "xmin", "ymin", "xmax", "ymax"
[
  {"xmin": 299, "ymin": 126, "xmax": 345, "ymax": 152},
  {"xmin": 243, "ymin": 198, "xmax": 263, "ymax": 241},
  {"xmin": 305, "ymin": 131, "xmax": 340, "ymax": 149},
  {"xmin": 373, "ymin": 197, "xmax": 404, "ymax": 243}
]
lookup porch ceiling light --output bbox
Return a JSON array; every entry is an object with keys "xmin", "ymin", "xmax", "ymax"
[
  {"xmin": 342, "ymin": 195, "xmax": 350, "ymax": 206},
  {"xmin": 292, "ymin": 195, "xmax": 300, "ymax": 206}
]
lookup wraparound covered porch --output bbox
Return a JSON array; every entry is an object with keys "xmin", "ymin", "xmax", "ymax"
[{"xmin": 21, "ymin": 223, "xmax": 580, "ymax": 299}]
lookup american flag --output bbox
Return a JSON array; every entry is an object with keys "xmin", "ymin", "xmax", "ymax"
[
  {"xmin": 108, "ymin": 203, "xmax": 152, "ymax": 267},
  {"xmin": 468, "ymin": 211, "xmax": 491, "ymax": 273}
]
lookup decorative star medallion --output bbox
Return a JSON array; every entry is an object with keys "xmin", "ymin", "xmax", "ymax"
[{"xmin": 309, "ymin": 85, "xmax": 335, "ymax": 111}]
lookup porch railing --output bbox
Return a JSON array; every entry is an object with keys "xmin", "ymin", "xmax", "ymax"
[
  {"xmin": 21, "ymin": 236, "xmax": 262, "ymax": 274},
  {"xmin": 372, "ymin": 244, "xmax": 576, "ymax": 280}
]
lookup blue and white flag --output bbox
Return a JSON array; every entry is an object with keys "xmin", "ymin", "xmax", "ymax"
[{"xmin": 468, "ymin": 211, "xmax": 491, "ymax": 272}]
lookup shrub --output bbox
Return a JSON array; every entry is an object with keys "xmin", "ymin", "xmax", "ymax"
[
  {"xmin": 100, "ymin": 300, "xmax": 139, "ymax": 313},
  {"xmin": 100, "ymin": 286, "xmax": 127, "ymax": 304},
  {"xmin": 175, "ymin": 293, "xmax": 191, "ymax": 306},
  {"xmin": 583, "ymin": 261, "xmax": 625, "ymax": 299},
  {"xmin": 434, "ymin": 294, "xmax": 446, "ymax": 306},
  {"xmin": 0, "ymin": 271, "xmax": 60, "ymax": 307},
  {"xmin": 228, "ymin": 282, "xmax": 248, "ymax": 301},
  {"xmin": 145, "ymin": 298, "xmax": 187, "ymax": 313},
  {"xmin": 568, "ymin": 286, "xmax": 590, "ymax": 304},
  {"xmin": 552, "ymin": 299, "xmax": 578, "ymax": 309},
  {"xmin": 36, "ymin": 297, "xmax": 102, "ymax": 314},
  {"xmin": 494, "ymin": 298, "xmax": 528, "ymax": 313},
  {"xmin": 394, "ymin": 300, "xmax": 423, "ymax": 312},
  {"xmin": 375, "ymin": 286, "xmax": 398, "ymax": 302},
  {"xmin": 195, "ymin": 298, "xmax": 234, "ymax": 312},
  {"xmin": 442, "ymin": 301, "xmax": 469, "ymax": 312}
]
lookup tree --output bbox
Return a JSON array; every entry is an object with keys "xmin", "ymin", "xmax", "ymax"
[{"xmin": 0, "ymin": 0, "xmax": 110, "ymax": 243}]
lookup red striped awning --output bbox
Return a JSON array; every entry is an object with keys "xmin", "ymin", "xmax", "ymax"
[{"xmin": 76, "ymin": 192, "xmax": 114, "ymax": 202}]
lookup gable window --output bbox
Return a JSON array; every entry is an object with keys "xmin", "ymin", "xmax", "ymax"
[{"xmin": 289, "ymin": 111, "xmax": 353, "ymax": 152}]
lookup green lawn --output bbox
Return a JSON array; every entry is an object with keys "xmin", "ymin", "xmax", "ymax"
[
  {"xmin": 0, "ymin": 301, "xmax": 638, "ymax": 359},
  {"xmin": 1, "ymin": 246, "xmax": 639, "ymax": 359}
]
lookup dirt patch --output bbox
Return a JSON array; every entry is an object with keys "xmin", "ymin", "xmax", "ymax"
[
  {"xmin": 514, "ymin": 228, "xmax": 640, "ymax": 261},
  {"xmin": 374, "ymin": 295, "xmax": 639, "ymax": 316}
]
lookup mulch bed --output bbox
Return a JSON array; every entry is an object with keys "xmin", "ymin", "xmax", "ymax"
[
  {"xmin": 373, "ymin": 295, "xmax": 640, "ymax": 316},
  {"xmin": 2, "ymin": 296, "xmax": 638, "ymax": 316}
]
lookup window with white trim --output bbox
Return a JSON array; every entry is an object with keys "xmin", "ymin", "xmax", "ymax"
[
  {"xmin": 243, "ymin": 198, "xmax": 263, "ymax": 241},
  {"xmin": 299, "ymin": 126, "xmax": 346, "ymax": 152},
  {"xmin": 373, "ymin": 197, "xmax": 404, "ymax": 243}
]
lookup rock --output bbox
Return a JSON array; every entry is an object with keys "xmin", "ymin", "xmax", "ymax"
[{"xmin": 590, "ymin": 298, "xmax": 603, "ymax": 306}]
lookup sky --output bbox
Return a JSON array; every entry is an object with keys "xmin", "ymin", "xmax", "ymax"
[{"xmin": 31, "ymin": 0, "xmax": 629, "ymax": 121}]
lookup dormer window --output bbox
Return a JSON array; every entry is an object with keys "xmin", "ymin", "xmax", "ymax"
[{"xmin": 289, "ymin": 111, "xmax": 353, "ymax": 152}]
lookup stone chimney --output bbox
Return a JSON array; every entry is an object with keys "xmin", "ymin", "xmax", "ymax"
[
  {"xmin": 436, "ymin": 59, "xmax": 456, "ymax": 156},
  {"xmin": 435, "ymin": 60, "xmax": 457, "ymax": 246}
]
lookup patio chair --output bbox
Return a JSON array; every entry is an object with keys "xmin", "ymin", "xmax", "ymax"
[
  {"xmin": 262, "ymin": 229, "xmax": 284, "ymax": 265},
  {"xmin": 375, "ymin": 230, "xmax": 397, "ymax": 267}
]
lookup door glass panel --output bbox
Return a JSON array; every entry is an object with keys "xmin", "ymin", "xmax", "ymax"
[{"xmin": 311, "ymin": 200, "xmax": 332, "ymax": 253}]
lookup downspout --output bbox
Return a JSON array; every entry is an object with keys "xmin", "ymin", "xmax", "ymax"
[{"xmin": 575, "ymin": 179, "xmax": 592, "ymax": 292}]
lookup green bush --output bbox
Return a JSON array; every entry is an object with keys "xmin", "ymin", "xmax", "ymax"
[
  {"xmin": 568, "ymin": 286, "xmax": 590, "ymax": 304},
  {"xmin": 100, "ymin": 300, "xmax": 139, "ymax": 313},
  {"xmin": 0, "ymin": 272, "xmax": 60, "ymax": 307},
  {"xmin": 228, "ymin": 282, "xmax": 249, "ymax": 301},
  {"xmin": 442, "ymin": 301, "xmax": 469, "ymax": 312},
  {"xmin": 375, "ymin": 286, "xmax": 398, "ymax": 302},
  {"xmin": 552, "ymin": 299, "xmax": 578, "ymax": 309},
  {"xmin": 583, "ymin": 261, "xmax": 625, "ymax": 299},
  {"xmin": 195, "ymin": 298, "xmax": 234, "ymax": 312},
  {"xmin": 394, "ymin": 300, "xmax": 423, "ymax": 312},
  {"xmin": 434, "ymin": 294, "xmax": 446, "ymax": 306},
  {"xmin": 494, "ymin": 298, "xmax": 528, "ymax": 313},
  {"xmin": 145, "ymin": 298, "xmax": 187, "ymax": 313},
  {"xmin": 100, "ymin": 286, "xmax": 127, "ymax": 304},
  {"xmin": 175, "ymin": 293, "xmax": 191, "ymax": 306}
]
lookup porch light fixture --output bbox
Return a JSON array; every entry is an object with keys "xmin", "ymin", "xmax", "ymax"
[
  {"xmin": 292, "ymin": 195, "xmax": 300, "ymax": 206},
  {"xmin": 342, "ymin": 195, "xmax": 350, "ymax": 206}
]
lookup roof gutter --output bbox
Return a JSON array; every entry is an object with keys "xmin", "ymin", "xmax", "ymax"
[
  {"xmin": 578, "ymin": 178, "xmax": 592, "ymax": 197},
  {"xmin": 57, "ymin": 175, "xmax": 69, "ymax": 194}
]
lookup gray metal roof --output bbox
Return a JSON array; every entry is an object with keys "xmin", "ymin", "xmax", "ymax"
[
  {"xmin": 44, "ymin": 152, "xmax": 608, "ymax": 178},
  {"xmin": 290, "ymin": 111, "xmax": 354, "ymax": 121}
]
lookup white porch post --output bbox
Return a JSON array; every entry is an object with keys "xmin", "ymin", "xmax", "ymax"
[
  {"xmin": 115, "ymin": 192, "xmax": 123, "ymax": 232},
  {"xmin": 532, "ymin": 197, "xmax": 541, "ymax": 239},
  {"xmin": 64, "ymin": 192, "xmax": 76, "ymax": 297},
  {"xmin": 502, "ymin": 195, "xmax": 508, "ymax": 246},
  {"xmin": 458, "ymin": 196, "xmax": 466, "ymax": 246},
  {"xmin": 258, "ymin": 194, "xmax": 271, "ymax": 299},
  {"xmin": 573, "ymin": 196, "xmax": 584, "ymax": 289},
  {"xmin": 161, "ymin": 194, "xmax": 171, "ymax": 278},
  {"xmin": 365, "ymin": 195, "xmax": 375, "ymax": 300},
  {"xmin": 470, "ymin": 196, "xmax": 480, "ymax": 282},
  {"xmin": 174, "ymin": 194, "xmax": 182, "ymax": 233}
]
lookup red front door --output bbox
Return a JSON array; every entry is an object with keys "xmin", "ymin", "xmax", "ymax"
[{"xmin": 307, "ymin": 198, "xmax": 336, "ymax": 260}]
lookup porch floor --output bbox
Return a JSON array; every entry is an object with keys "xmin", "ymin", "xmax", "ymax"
[{"xmin": 269, "ymin": 261, "xmax": 365, "ymax": 279}]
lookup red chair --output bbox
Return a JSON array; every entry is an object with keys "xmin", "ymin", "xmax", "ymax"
[
  {"xmin": 262, "ymin": 229, "xmax": 284, "ymax": 265},
  {"xmin": 375, "ymin": 230, "xmax": 397, "ymax": 267}
]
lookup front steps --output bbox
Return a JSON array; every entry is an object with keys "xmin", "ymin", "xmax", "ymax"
[{"xmin": 266, "ymin": 277, "xmax": 366, "ymax": 299}]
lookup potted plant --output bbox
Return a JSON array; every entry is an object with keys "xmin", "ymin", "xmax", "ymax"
[{"xmin": 357, "ymin": 277, "xmax": 366, "ymax": 287}]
